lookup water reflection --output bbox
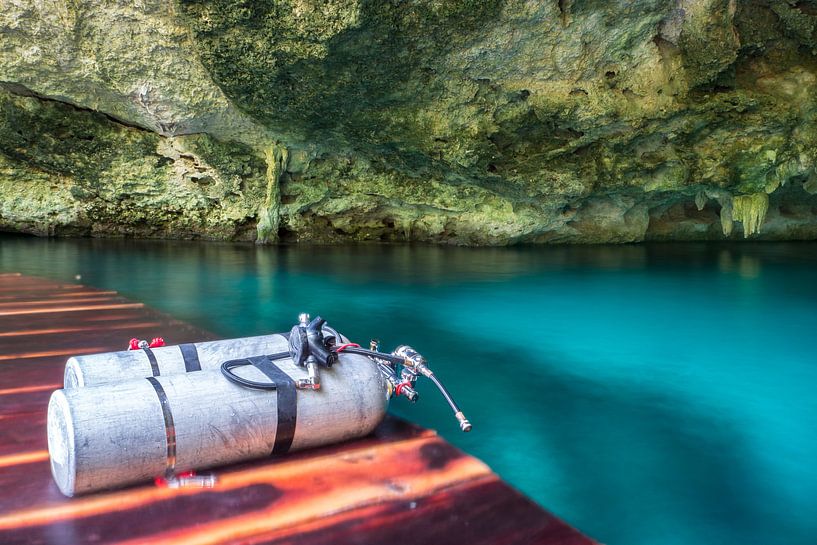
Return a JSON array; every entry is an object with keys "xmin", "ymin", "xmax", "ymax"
[
  {"xmin": 7, "ymin": 236, "xmax": 816, "ymax": 283},
  {"xmin": 718, "ymin": 249, "xmax": 762, "ymax": 279}
]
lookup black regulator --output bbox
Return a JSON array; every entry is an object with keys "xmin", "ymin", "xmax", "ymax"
[{"xmin": 222, "ymin": 313, "xmax": 471, "ymax": 432}]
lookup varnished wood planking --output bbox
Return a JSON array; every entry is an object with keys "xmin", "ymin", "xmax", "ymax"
[
  {"xmin": 0, "ymin": 295, "xmax": 121, "ymax": 308},
  {"xmin": 0, "ymin": 323, "xmax": 163, "ymax": 339},
  {"xmin": 0, "ymin": 384, "xmax": 60, "ymax": 395},
  {"xmin": 0, "ymin": 273, "xmax": 598, "ymax": 545},
  {"xmin": 0, "ymin": 290, "xmax": 118, "ymax": 301}
]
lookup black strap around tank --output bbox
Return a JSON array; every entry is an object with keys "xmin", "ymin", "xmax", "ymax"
[
  {"xmin": 143, "ymin": 347, "xmax": 160, "ymax": 376},
  {"xmin": 146, "ymin": 377, "xmax": 177, "ymax": 476},
  {"xmin": 179, "ymin": 343, "xmax": 202, "ymax": 372},
  {"xmin": 247, "ymin": 355, "xmax": 297, "ymax": 455}
]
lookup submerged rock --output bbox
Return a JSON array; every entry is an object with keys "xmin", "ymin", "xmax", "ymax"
[{"xmin": 1, "ymin": 0, "xmax": 817, "ymax": 244}]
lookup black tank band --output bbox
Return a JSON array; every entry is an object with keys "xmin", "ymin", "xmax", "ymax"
[
  {"xmin": 146, "ymin": 377, "xmax": 177, "ymax": 476},
  {"xmin": 143, "ymin": 347, "xmax": 160, "ymax": 376},
  {"xmin": 248, "ymin": 356, "xmax": 297, "ymax": 455},
  {"xmin": 179, "ymin": 343, "xmax": 201, "ymax": 372}
]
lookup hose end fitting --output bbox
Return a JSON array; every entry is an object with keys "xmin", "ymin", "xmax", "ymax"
[{"xmin": 455, "ymin": 411, "xmax": 472, "ymax": 432}]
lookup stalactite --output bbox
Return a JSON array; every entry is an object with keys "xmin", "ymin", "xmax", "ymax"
[
  {"xmin": 731, "ymin": 193, "xmax": 769, "ymax": 238},
  {"xmin": 695, "ymin": 190, "xmax": 707, "ymax": 211},
  {"xmin": 719, "ymin": 200, "xmax": 734, "ymax": 237}
]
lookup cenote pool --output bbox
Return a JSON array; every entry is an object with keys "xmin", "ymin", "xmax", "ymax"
[{"xmin": 2, "ymin": 235, "xmax": 816, "ymax": 545}]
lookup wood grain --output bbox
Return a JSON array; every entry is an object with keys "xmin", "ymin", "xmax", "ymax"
[{"xmin": 0, "ymin": 273, "xmax": 597, "ymax": 545}]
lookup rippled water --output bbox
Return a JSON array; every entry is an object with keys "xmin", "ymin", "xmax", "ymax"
[{"xmin": 2, "ymin": 234, "xmax": 816, "ymax": 545}]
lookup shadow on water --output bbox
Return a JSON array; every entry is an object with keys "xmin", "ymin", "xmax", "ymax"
[{"xmin": 2, "ymin": 234, "xmax": 817, "ymax": 545}]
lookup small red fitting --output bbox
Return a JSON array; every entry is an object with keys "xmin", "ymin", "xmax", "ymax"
[
  {"xmin": 395, "ymin": 382, "xmax": 411, "ymax": 397},
  {"xmin": 154, "ymin": 470, "xmax": 195, "ymax": 488},
  {"xmin": 155, "ymin": 470, "xmax": 216, "ymax": 489},
  {"xmin": 128, "ymin": 337, "xmax": 166, "ymax": 350}
]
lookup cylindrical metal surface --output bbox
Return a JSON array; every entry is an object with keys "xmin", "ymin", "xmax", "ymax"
[
  {"xmin": 48, "ymin": 353, "xmax": 387, "ymax": 496},
  {"xmin": 64, "ymin": 334, "xmax": 291, "ymax": 387}
]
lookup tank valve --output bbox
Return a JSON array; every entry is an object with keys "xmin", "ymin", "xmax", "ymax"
[
  {"xmin": 325, "ymin": 340, "xmax": 472, "ymax": 432},
  {"xmin": 225, "ymin": 314, "xmax": 472, "ymax": 432},
  {"xmin": 392, "ymin": 345, "xmax": 471, "ymax": 432}
]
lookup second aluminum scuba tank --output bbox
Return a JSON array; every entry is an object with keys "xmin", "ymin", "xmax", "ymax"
[
  {"xmin": 48, "ymin": 353, "xmax": 386, "ymax": 496},
  {"xmin": 64, "ymin": 333, "xmax": 292, "ymax": 387}
]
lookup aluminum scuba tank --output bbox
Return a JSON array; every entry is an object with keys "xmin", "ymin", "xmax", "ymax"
[
  {"xmin": 47, "ymin": 352, "xmax": 387, "ymax": 496},
  {"xmin": 47, "ymin": 314, "xmax": 470, "ymax": 496},
  {"xmin": 63, "ymin": 333, "xmax": 293, "ymax": 387}
]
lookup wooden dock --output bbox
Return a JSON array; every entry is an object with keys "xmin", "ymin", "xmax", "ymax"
[{"xmin": 0, "ymin": 273, "xmax": 597, "ymax": 545}]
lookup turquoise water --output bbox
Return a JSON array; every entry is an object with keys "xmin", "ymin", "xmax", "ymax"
[{"xmin": 2, "ymin": 235, "xmax": 816, "ymax": 545}]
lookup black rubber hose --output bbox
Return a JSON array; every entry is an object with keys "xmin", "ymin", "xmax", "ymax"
[
  {"xmin": 343, "ymin": 346, "xmax": 467, "ymax": 427},
  {"xmin": 429, "ymin": 374, "xmax": 472, "ymax": 431},
  {"xmin": 322, "ymin": 324, "xmax": 341, "ymax": 345},
  {"xmin": 428, "ymin": 373, "xmax": 462, "ymax": 414},
  {"xmin": 341, "ymin": 346, "xmax": 460, "ymax": 408},
  {"xmin": 220, "ymin": 351, "xmax": 290, "ymax": 390}
]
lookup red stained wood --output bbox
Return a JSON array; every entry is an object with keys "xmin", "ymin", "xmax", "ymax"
[{"xmin": 0, "ymin": 274, "xmax": 597, "ymax": 545}]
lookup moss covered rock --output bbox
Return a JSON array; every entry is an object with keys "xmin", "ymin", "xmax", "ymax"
[
  {"xmin": 0, "ymin": 87, "xmax": 269, "ymax": 238},
  {"xmin": 2, "ymin": 0, "xmax": 817, "ymax": 244}
]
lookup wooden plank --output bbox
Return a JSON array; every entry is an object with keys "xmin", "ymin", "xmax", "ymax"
[
  {"xmin": 0, "ymin": 384, "xmax": 60, "ymax": 396},
  {"xmin": 0, "ymin": 274, "xmax": 597, "ymax": 545},
  {"xmin": 0, "ymin": 451, "xmax": 50, "ymax": 468},
  {"xmin": 0, "ymin": 322, "xmax": 164, "ymax": 338},
  {"xmin": 0, "ymin": 296, "xmax": 121, "ymax": 309},
  {"xmin": 0, "ymin": 347, "xmax": 114, "ymax": 362},
  {"xmin": 0, "ymin": 302, "xmax": 145, "ymax": 317},
  {"xmin": 0, "ymin": 290, "xmax": 118, "ymax": 301}
]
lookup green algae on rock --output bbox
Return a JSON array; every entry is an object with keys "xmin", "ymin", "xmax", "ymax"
[
  {"xmin": 2, "ymin": 0, "xmax": 817, "ymax": 244},
  {"xmin": 0, "ymin": 87, "xmax": 269, "ymax": 239}
]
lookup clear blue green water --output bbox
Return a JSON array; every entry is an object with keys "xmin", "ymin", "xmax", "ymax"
[{"xmin": 2, "ymin": 235, "xmax": 816, "ymax": 545}]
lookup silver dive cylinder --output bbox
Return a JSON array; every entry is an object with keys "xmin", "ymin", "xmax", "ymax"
[
  {"xmin": 47, "ymin": 352, "xmax": 387, "ymax": 497},
  {"xmin": 64, "ymin": 333, "xmax": 293, "ymax": 388}
]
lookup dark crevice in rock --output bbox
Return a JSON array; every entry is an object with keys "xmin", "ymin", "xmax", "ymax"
[
  {"xmin": 557, "ymin": 0, "xmax": 571, "ymax": 26},
  {"xmin": 794, "ymin": 1, "xmax": 817, "ymax": 16},
  {"xmin": 0, "ymin": 81, "xmax": 178, "ymax": 136}
]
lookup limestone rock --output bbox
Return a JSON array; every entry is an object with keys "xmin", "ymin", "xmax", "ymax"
[
  {"xmin": 1, "ymin": 0, "xmax": 817, "ymax": 244},
  {"xmin": 0, "ymin": 88, "xmax": 268, "ymax": 239}
]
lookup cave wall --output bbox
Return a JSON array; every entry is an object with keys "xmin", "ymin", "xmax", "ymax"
[{"xmin": 1, "ymin": 0, "xmax": 817, "ymax": 244}]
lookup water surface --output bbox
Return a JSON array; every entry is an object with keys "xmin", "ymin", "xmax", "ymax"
[{"xmin": 2, "ymin": 235, "xmax": 816, "ymax": 545}]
